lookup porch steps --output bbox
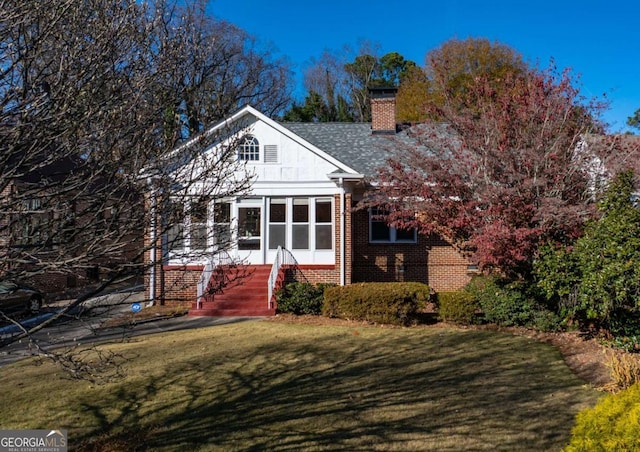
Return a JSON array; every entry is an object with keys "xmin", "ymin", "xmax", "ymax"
[{"xmin": 188, "ymin": 265, "xmax": 277, "ymax": 317}]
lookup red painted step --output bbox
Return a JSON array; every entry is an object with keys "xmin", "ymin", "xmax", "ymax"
[{"xmin": 189, "ymin": 265, "xmax": 277, "ymax": 317}]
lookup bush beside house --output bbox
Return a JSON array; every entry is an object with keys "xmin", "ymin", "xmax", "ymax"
[{"xmin": 322, "ymin": 282, "xmax": 430, "ymax": 326}]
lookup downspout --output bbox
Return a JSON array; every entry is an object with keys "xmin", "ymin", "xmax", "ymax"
[
  {"xmin": 147, "ymin": 177, "xmax": 157, "ymax": 307},
  {"xmin": 339, "ymin": 177, "xmax": 346, "ymax": 286}
]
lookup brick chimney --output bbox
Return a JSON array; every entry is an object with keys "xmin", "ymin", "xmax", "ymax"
[{"xmin": 370, "ymin": 87, "xmax": 398, "ymax": 134}]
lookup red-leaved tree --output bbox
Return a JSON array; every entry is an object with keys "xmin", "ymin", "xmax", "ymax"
[{"xmin": 367, "ymin": 63, "xmax": 629, "ymax": 278}]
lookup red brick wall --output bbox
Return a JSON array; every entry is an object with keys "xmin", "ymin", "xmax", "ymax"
[
  {"xmin": 159, "ymin": 265, "xmax": 203, "ymax": 304},
  {"xmin": 350, "ymin": 208, "xmax": 472, "ymax": 291}
]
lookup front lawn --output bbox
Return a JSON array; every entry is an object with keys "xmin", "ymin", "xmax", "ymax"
[{"xmin": 0, "ymin": 321, "xmax": 600, "ymax": 451}]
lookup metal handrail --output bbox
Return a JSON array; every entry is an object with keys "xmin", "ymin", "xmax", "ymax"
[
  {"xmin": 196, "ymin": 249, "xmax": 234, "ymax": 309},
  {"xmin": 267, "ymin": 246, "xmax": 298, "ymax": 309}
]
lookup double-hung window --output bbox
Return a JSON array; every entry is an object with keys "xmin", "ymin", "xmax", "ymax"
[{"xmin": 369, "ymin": 207, "xmax": 417, "ymax": 244}]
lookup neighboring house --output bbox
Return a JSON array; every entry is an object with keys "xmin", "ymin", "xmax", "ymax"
[
  {"xmin": 146, "ymin": 89, "xmax": 476, "ymax": 315},
  {"xmin": 0, "ymin": 154, "xmax": 142, "ymax": 294}
]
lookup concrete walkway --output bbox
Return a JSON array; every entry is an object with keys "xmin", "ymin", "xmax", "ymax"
[{"xmin": 0, "ymin": 291, "xmax": 262, "ymax": 367}]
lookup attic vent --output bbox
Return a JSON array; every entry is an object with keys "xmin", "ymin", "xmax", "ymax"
[{"xmin": 264, "ymin": 145, "xmax": 278, "ymax": 163}]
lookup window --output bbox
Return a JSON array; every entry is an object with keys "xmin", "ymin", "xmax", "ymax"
[
  {"xmin": 167, "ymin": 197, "xmax": 224, "ymax": 255},
  {"xmin": 190, "ymin": 197, "xmax": 209, "ymax": 251},
  {"xmin": 268, "ymin": 198, "xmax": 286, "ymax": 249},
  {"xmin": 167, "ymin": 200, "xmax": 185, "ymax": 252},
  {"xmin": 292, "ymin": 199, "xmax": 309, "ymax": 249},
  {"xmin": 238, "ymin": 135, "xmax": 259, "ymax": 161},
  {"xmin": 213, "ymin": 202, "xmax": 231, "ymax": 247},
  {"xmin": 315, "ymin": 199, "xmax": 333, "ymax": 250},
  {"xmin": 369, "ymin": 207, "xmax": 416, "ymax": 244}
]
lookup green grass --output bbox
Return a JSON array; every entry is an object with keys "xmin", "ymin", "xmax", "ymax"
[{"xmin": 0, "ymin": 321, "xmax": 600, "ymax": 451}]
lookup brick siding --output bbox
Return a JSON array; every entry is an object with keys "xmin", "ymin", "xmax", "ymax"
[
  {"xmin": 371, "ymin": 97, "xmax": 396, "ymax": 133},
  {"xmin": 350, "ymin": 208, "xmax": 472, "ymax": 292}
]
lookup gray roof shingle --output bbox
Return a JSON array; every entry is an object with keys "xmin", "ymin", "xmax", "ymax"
[
  {"xmin": 280, "ymin": 121, "xmax": 450, "ymax": 178},
  {"xmin": 279, "ymin": 122, "xmax": 397, "ymax": 177}
]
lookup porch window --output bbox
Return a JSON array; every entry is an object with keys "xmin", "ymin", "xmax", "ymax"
[
  {"xmin": 190, "ymin": 196, "xmax": 209, "ymax": 251},
  {"xmin": 369, "ymin": 207, "xmax": 417, "ymax": 244},
  {"xmin": 238, "ymin": 135, "xmax": 259, "ymax": 161},
  {"xmin": 268, "ymin": 198, "xmax": 286, "ymax": 249},
  {"xmin": 166, "ymin": 196, "xmax": 211, "ymax": 254},
  {"xmin": 213, "ymin": 202, "xmax": 231, "ymax": 247},
  {"xmin": 292, "ymin": 198, "xmax": 309, "ymax": 249},
  {"xmin": 167, "ymin": 200, "xmax": 185, "ymax": 252},
  {"xmin": 315, "ymin": 199, "xmax": 333, "ymax": 250}
]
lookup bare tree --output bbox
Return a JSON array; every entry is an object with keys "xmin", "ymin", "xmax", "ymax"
[
  {"xmin": 152, "ymin": 0, "xmax": 292, "ymax": 145},
  {"xmin": 0, "ymin": 0, "xmax": 291, "ymax": 379}
]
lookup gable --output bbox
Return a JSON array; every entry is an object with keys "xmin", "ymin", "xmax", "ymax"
[{"xmin": 233, "ymin": 114, "xmax": 357, "ymax": 184}]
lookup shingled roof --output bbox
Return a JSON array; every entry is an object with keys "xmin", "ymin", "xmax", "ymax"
[
  {"xmin": 280, "ymin": 122, "xmax": 398, "ymax": 177},
  {"xmin": 280, "ymin": 121, "xmax": 452, "ymax": 178}
]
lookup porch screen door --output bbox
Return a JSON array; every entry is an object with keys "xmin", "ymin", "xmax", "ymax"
[{"xmin": 237, "ymin": 205, "xmax": 262, "ymax": 263}]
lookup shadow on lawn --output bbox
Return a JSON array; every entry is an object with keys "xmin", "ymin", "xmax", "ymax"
[{"xmin": 77, "ymin": 328, "xmax": 598, "ymax": 451}]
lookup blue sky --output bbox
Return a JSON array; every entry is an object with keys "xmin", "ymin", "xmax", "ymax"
[{"xmin": 209, "ymin": 0, "xmax": 639, "ymax": 133}]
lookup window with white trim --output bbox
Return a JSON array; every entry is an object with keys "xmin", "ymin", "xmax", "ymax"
[
  {"xmin": 268, "ymin": 198, "xmax": 286, "ymax": 250},
  {"xmin": 213, "ymin": 202, "xmax": 231, "ymax": 248},
  {"xmin": 166, "ymin": 197, "xmax": 210, "ymax": 254},
  {"xmin": 315, "ymin": 198, "xmax": 333, "ymax": 249},
  {"xmin": 292, "ymin": 198, "xmax": 309, "ymax": 249},
  {"xmin": 190, "ymin": 196, "xmax": 209, "ymax": 251},
  {"xmin": 369, "ymin": 207, "xmax": 417, "ymax": 244},
  {"xmin": 238, "ymin": 135, "xmax": 259, "ymax": 161},
  {"xmin": 267, "ymin": 197, "xmax": 334, "ymax": 251}
]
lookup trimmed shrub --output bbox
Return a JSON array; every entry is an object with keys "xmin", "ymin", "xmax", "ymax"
[
  {"xmin": 565, "ymin": 383, "xmax": 640, "ymax": 451},
  {"xmin": 465, "ymin": 276, "xmax": 535, "ymax": 327},
  {"xmin": 436, "ymin": 291, "xmax": 479, "ymax": 325},
  {"xmin": 276, "ymin": 282, "xmax": 334, "ymax": 315},
  {"xmin": 531, "ymin": 308, "xmax": 564, "ymax": 332},
  {"xmin": 322, "ymin": 282, "xmax": 429, "ymax": 326}
]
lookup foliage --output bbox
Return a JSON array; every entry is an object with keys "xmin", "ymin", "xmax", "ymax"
[
  {"xmin": 396, "ymin": 65, "xmax": 434, "ymax": 123},
  {"xmin": 531, "ymin": 309, "xmax": 565, "ymax": 333},
  {"xmin": 627, "ymin": 108, "xmax": 640, "ymax": 131},
  {"xmin": 574, "ymin": 171, "xmax": 640, "ymax": 323},
  {"xmin": 276, "ymin": 282, "xmax": 334, "ymax": 315},
  {"xmin": 465, "ymin": 277, "xmax": 536, "ymax": 327},
  {"xmin": 286, "ymin": 44, "xmax": 416, "ymax": 122},
  {"xmin": 150, "ymin": 0, "xmax": 292, "ymax": 145},
  {"xmin": 282, "ymin": 91, "xmax": 352, "ymax": 122},
  {"xmin": 565, "ymin": 383, "xmax": 640, "ymax": 451},
  {"xmin": 368, "ymin": 52, "xmax": 619, "ymax": 278},
  {"xmin": 534, "ymin": 245, "xmax": 580, "ymax": 314},
  {"xmin": 322, "ymin": 282, "xmax": 429, "ymax": 326},
  {"xmin": 397, "ymin": 38, "xmax": 526, "ymax": 123},
  {"xmin": 605, "ymin": 353, "xmax": 640, "ymax": 391},
  {"xmin": 436, "ymin": 291, "xmax": 479, "ymax": 325},
  {"xmin": 536, "ymin": 171, "xmax": 640, "ymax": 333}
]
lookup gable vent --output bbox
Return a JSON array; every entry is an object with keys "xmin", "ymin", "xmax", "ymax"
[{"xmin": 264, "ymin": 144, "xmax": 278, "ymax": 163}]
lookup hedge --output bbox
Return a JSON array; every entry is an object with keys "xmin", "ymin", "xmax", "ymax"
[{"xmin": 322, "ymin": 282, "xmax": 429, "ymax": 326}]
